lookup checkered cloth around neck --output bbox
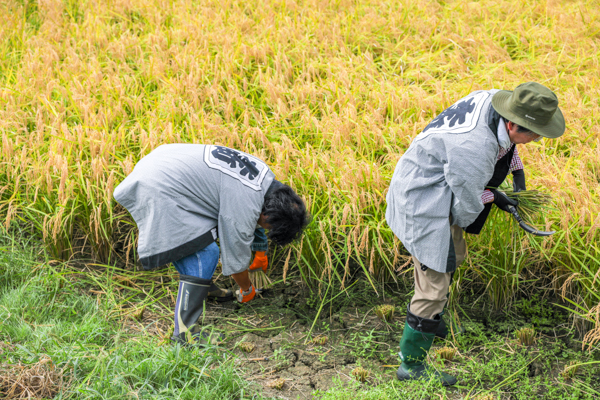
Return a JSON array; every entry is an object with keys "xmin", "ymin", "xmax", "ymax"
[
  {"xmin": 498, "ymin": 144, "xmax": 524, "ymax": 172},
  {"xmin": 481, "ymin": 144, "xmax": 524, "ymax": 204}
]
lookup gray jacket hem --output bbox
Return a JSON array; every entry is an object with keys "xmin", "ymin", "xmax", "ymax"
[{"xmin": 140, "ymin": 228, "xmax": 217, "ymax": 270}]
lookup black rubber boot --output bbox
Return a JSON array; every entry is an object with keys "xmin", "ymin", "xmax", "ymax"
[
  {"xmin": 396, "ymin": 305, "xmax": 458, "ymax": 386},
  {"xmin": 172, "ymin": 275, "xmax": 222, "ymax": 346}
]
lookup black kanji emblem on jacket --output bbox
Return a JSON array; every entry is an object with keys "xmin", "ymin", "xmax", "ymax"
[
  {"xmin": 424, "ymin": 97, "xmax": 477, "ymax": 132},
  {"xmin": 211, "ymin": 146, "xmax": 260, "ymax": 180}
]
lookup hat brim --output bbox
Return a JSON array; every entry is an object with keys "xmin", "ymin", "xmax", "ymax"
[{"xmin": 491, "ymin": 90, "xmax": 565, "ymax": 139}]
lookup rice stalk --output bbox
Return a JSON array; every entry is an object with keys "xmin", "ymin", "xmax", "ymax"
[
  {"xmin": 0, "ymin": 0, "xmax": 599, "ymax": 347},
  {"xmin": 249, "ymin": 270, "xmax": 272, "ymax": 291}
]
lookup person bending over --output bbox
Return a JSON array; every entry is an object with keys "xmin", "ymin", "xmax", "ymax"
[{"xmin": 114, "ymin": 144, "xmax": 309, "ymax": 344}]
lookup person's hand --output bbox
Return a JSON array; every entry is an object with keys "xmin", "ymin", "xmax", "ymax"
[
  {"xmin": 249, "ymin": 251, "xmax": 268, "ymax": 273},
  {"xmin": 512, "ymin": 169, "xmax": 526, "ymax": 193},
  {"xmin": 237, "ymin": 284, "xmax": 257, "ymax": 303},
  {"xmin": 490, "ymin": 189, "xmax": 518, "ymax": 212}
]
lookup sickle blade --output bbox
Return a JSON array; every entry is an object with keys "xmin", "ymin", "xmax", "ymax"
[
  {"xmin": 507, "ymin": 205, "xmax": 555, "ymax": 237},
  {"xmin": 518, "ymin": 221, "xmax": 555, "ymax": 236}
]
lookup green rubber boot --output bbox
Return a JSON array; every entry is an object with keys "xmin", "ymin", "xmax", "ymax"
[{"xmin": 396, "ymin": 305, "xmax": 457, "ymax": 386}]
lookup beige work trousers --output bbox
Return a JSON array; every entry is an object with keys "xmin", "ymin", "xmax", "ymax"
[{"xmin": 410, "ymin": 225, "xmax": 467, "ymax": 319}]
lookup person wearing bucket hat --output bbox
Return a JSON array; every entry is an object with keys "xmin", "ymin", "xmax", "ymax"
[
  {"xmin": 386, "ymin": 82, "xmax": 564, "ymax": 386},
  {"xmin": 492, "ymin": 82, "xmax": 565, "ymax": 139}
]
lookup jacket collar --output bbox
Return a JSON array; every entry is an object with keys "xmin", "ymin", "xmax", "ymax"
[
  {"xmin": 265, "ymin": 179, "xmax": 283, "ymax": 200},
  {"xmin": 497, "ymin": 118, "xmax": 511, "ymax": 150},
  {"xmin": 487, "ymin": 103, "xmax": 511, "ymax": 149}
]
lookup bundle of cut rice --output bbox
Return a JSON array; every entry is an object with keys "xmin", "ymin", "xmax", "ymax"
[
  {"xmin": 249, "ymin": 269, "xmax": 272, "ymax": 291},
  {"xmin": 500, "ymin": 186, "xmax": 553, "ymax": 225}
]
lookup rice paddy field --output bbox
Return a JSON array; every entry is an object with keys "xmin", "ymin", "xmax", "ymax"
[{"xmin": 1, "ymin": 0, "xmax": 600, "ymax": 397}]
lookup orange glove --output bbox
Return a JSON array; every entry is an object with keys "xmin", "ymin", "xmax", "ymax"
[
  {"xmin": 249, "ymin": 251, "xmax": 268, "ymax": 273},
  {"xmin": 237, "ymin": 284, "xmax": 257, "ymax": 303}
]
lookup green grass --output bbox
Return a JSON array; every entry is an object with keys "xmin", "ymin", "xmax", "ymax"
[
  {"xmin": 0, "ymin": 227, "xmax": 254, "ymax": 399},
  {"xmin": 1, "ymin": 228, "xmax": 600, "ymax": 399}
]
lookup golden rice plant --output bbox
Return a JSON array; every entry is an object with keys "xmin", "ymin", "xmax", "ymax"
[{"xmin": 0, "ymin": 0, "xmax": 599, "ymax": 347}]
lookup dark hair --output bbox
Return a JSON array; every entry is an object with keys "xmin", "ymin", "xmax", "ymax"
[
  {"xmin": 509, "ymin": 121, "xmax": 533, "ymax": 134},
  {"xmin": 262, "ymin": 184, "xmax": 310, "ymax": 246}
]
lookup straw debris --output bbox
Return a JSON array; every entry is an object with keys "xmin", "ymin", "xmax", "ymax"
[
  {"xmin": 237, "ymin": 342, "xmax": 255, "ymax": 353},
  {"xmin": 560, "ymin": 361, "xmax": 579, "ymax": 380},
  {"xmin": 309, "ymin": 336, "xmax": 328, "ymax": 346},
  {"xmin": 266, "ymin": 378, "xmax": 286, "ymax": 390},
  {"xmin": 515, "ymin": 327, "xmax": 536, "ymax": 346},
  {"xmin": 0, "ymin": 358, "xmax": 68, "ymax": 400},
  {"xmin": 435, "ymin": 346, "xmax": 457, "ymax": 361},
  {"xmin": 374, "ymin": 304, "xmax": 395, "ymax": 322}
]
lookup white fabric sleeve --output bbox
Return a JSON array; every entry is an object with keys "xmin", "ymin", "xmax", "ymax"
[
  {"xmin": 217, "ymin": 213, "xmax": 256, "ymax": 276},
  {"xmin": 444, "ymin": 145, "xmax": 496, "ymax": 228}
]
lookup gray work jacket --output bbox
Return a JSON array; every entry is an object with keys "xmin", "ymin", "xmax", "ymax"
[
  {"xmin": 386, "ymin": 90, "xmax": 501, "ymax": 273},
  {"xmin": 114, "ymin": 144, "xmax": 275, "ymax": 275}
]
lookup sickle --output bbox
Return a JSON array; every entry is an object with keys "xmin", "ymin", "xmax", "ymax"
[{"xmin": 507, "ymin": 205, "xmax": 555, "ymax": 236}]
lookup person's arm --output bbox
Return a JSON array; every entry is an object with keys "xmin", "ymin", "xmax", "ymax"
[
  {"xmin": 490, "ymin": 188, "xmax": 518, "ymax": 212},
  {"xmin": 218, "ymin": 208, "xmax": 262, "ymax": 303},
  {"xmin": 249, "ymin": 227, "xmax": 269, "ymax": 272},
  {"xmin": 217, "ymin": 213, "xmax": 255, "ymax": 282},
  {"xmin": 444, "ymin": 143, "xmax": 497, "ymax": 228},
  {"xmin": 481, "ymin": 189, "xmax": 495, "ymax": 204},
  {"xmin": 231, "ymin": 269, "xmax": 252, "ymax": 292}
]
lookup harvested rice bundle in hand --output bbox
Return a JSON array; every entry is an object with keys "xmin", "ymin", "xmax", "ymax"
[
  {"xmin": 501, "ymin": 187, "xmax": 553, "ymax": 225},
  {"xmin": 250, "ymin": 269, "xmax": 272, "ymax": 291},
  {"xmin": 249, "ymin": 251, "xmax": 272, "ymax": 290}
]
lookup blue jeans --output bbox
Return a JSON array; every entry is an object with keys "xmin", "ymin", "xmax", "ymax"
[
  {"xmin": 172, "ymin": 242, "xmax": 220, "ymax": 280},
  {"xmin": 252, "ymin": 227, "xmax": 268, "ymax": 252}
]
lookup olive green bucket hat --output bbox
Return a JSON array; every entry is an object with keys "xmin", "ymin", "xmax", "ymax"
[{"xmin": 491, "ymin": 82, "xmax": 565, "ymax": 139}]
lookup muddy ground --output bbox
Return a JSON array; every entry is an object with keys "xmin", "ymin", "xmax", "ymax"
[
  {"xmin": 123, "ymin": 271, "xmax": 598, "ymax": 399},
  {"xmin": 203, "ymin": 278, "xmax": 403, "ymax": 399}
]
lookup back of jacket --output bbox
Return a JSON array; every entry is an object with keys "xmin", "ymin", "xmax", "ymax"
[
  {"xmin": 114, "ymin": 144, "xmax": 275, "ymax": 274},
  {"xmin": 386, "ymin": 90, "xmax": 500, "ymax": 272}
]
